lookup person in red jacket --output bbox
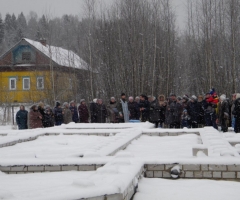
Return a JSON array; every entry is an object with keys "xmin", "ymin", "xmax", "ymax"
[
  {"xmin": 78, "ymin": 99, "xmax": 89, "ymax": 123},
  {"xmin": 207, "ymin": 92, "xmax": 219, "ymax": 105}
]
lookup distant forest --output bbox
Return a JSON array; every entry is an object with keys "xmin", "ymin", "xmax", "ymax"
[{"xmin": 0, "ymin": 0, "xmax": 239, "ymax": 100}]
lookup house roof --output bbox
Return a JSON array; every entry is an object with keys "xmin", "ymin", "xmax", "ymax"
[{"xmin": 23, "ymin": 38, "xmax": 89, "ymax": 70}]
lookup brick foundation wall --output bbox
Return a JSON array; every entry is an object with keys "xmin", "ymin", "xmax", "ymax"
[
  {"xmin": 0, "ymin": 164, "xmax": 104, "ymax": 174},
  {"xmin": 145, "ymin": 164, "xmax": 240, "ymax": 180}
]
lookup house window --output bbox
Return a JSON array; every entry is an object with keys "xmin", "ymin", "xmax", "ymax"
[
  {"xmin": 22, "ymin": 52, "xmax": 31, "ymax": 61},
  {"xmin": 37, "ymin": 77, "xmax": 44, "ymax": 89},
  {"xmin": 23, "ymin": 77, "xmax": 30, "ymax": 90},
  {"xmin": 9, "ymin": 78, "xmax": 17, "ymax": 90}
]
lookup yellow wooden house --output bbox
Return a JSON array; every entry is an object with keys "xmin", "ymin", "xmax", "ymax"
[{"xmin": 0, "ymin": 38, "xmax": 90, "ymax": 104}]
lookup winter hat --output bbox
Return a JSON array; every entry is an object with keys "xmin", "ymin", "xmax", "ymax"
[
  {"xmin": 56, "ymin": 101, "xmax": 61, "ymax": 107},
  {"xmin": 170, "ymin": 93, "xmax": 176, "ymax": 97},
  {"xmin": 30, "ymin": 104, "xmax": 37, "ymax": 110},
  {"xmin": 220, "ymin": 94, "xmax": 226, "ymax": 101},
  {"xmin": 177, "ymin": 96, "xmax": 182, "ymax": 101},
  {"xmin": 80, "ymin": 99, "xmax": 85, "ymax": 104},
  {"xmin": 111, "ymin": 97, "xmax": 115, "ymax": 100},
  {"xmin": 121, "ymin": 93, "xmax": 126, "ymax": 97},
  {"xmin": 129, "ymin": 96, "xmax": 134, "ymax": 100},
  {"xmin": 63, "ymin": 102, "xmax": 69, "ymax": 107},
  {"xmin": 183, "ymin": 109, "xmax": 187, "ymax": 113},
  {"xmin": 38, "ymin": 102, "xmax": 44, "ymax": 108},
  {"xmin": 191, "ymin": 95, "xmax": 197, "ymax": 101},
  {"xmin": 210, "ymin": 88, "xmax": 215, "ymax": 95},
  {"xmin": 182, "ymin": 95, "xmax": 189, "ymax": 101},
  {"xmin": 236, "ymin": 93, "xmax": 240, "ymax": 99},
  {"xmin": 93, "ymin": 98, "xmax": 97, "ymax": 103}
]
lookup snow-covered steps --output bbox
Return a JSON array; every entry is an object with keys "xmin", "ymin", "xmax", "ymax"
[{"xmin": 199, "ymin": 127, "xmax": 240, "ymax": 157}]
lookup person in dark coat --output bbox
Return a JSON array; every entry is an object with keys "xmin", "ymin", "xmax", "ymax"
[
  {"xmin": 164, "ymin": 98, "xmax": 171, "ymax": 128},
  {"xmin": 182, "ymin": 95, "xmax": 189, "ymax": 110},
  {"xmin": 187, "ymin": 95, "xmax": 199, "ymax": 128},
  {"xmin": 38, "ymin": 102, "xmax": 45, "ymax": 117},
  {"xmin": 63, "ymin": 102, "xmax": 72, "ymax": 124},
  {"xmin": 28, "ymin": 105, "xmax": 43, "ymax": 129},
  {"xmin": 135, "ymin": 96, "xmax": 140, "ymax": 104},
  {"xmin": 135, "ymin": 97, "xmax": 141, "ymax": 120},
  {"xmin": 16, "ymin": 105, "xmax": 28, "ymax": 130},
  {"xmin": 149, "ymin": 96, "xmax": 160, "ymax": 128},
  {"xmin": 69, "ymin": 101, "xmax": 79, "ymax": 123},
  {"xmin": 231, "ymin": 94, "xmax": 236, "ymax": 129},
  {"xmin": 90, "ymin": 99, "xmax": 98, "ymax": 123},
  {"xmin": 197, "ymin": 95, "xmax": 205, "ymax": 127},
  {"xmin": 232, "ymin": 93, "xmax": 240, "ymax": 133},
  {"xmin": 128, "ymin": 96, "xmax": 140, "ymax": 120},
  {"xmin": 168, "ymin": 94, "xmax": 182, "ymax": 128},
  {"xmin": 78, "ymin": 99, "xmax": 89, "ymax": 123},
  {"xmin": 38, "ymin": 102, "xmax": 47, "ymax": 127},
  {"xmin": 216, "ymin": 94, "xmax": 229, "ymax": 132},
  {"xmin": 96, "ymin": 99, "xmax": 107, "ymax": 123},
  {"xmin": 43, "ymin": 106, "xmax": 54, "ymax": 128},
  {"xmin": 107, "ymin": 97, "xmax": 119, "ymax": 123},
  {"xmin": 202, "ymin": 93, "xmax": 218, "ymax": 129},
  {"xmin": 117, "ymin": 93, "xmax": 130, "ymax": 123},
  {"xmin": 139, "ymin": 94, "xmax": 149, "ymax": 122},
  {"xmin": 158, "ymin": 95, "xmax": 167, "ymax": 128},
  {"xmin": 54, "ymin": 101, "xmax": 63, "ymax": 126}
]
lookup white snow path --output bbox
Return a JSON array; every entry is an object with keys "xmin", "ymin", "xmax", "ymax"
[
  {"xmin": 119, "ymin": 134, "xmax": 201, "ymax": 158},
  {"xmin": 134, "ymin": 178, "xmax": 240, "ymax": 200}
]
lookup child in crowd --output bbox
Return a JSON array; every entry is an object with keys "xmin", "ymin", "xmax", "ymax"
[{"xmin": 181, "ymin": 109, "xmax": 190, "ymax": 128}]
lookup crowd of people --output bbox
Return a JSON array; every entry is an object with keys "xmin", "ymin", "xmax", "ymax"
[{"xmin": 15, "ymin": 88, "xmax": 240, "ymax": 133}]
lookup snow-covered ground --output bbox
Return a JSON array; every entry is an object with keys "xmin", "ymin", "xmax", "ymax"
[
  {"xmin": 134, "ymin": 178, "xmax": 240, "ymax": 200},
  {"xmin": 1, "ymin": 124, "xmax": 240, "ymax": 199},
  {"xmin": 0, "ymin": 135, "xmax": 112, "ymax": 159},
  {"xmin": 0, "ymin": 171, "xmax": 95, "ymax": 200},
  {"xmin": 119, "ymin": 134, "xmax": 201, "ymax": 158}
]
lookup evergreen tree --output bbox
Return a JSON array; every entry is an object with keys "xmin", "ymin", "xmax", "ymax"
[
  {"xmin": 17, "ymin": 12, "xmax": 27, "ymax": 32},
  {"xmin": 0, "ymin": 15, "xmax": 4, "ymax": 44},
  {"xmin": 11, "ymin": 14, "xmax": 17, "ymax": 30},
  {"xmin": 39, "ymin": 15, "xmax": 49, "ymax": 39},
  {"xmin": 14, "ymin": 28, "xmax": 24, "ymax": 42},
  {"xmin": 4, "ymin": 13, "xmax": 17, "ymax": 47},
  {"xmin": 27, "ymin": 11, "xmax": 38, "ymax": 39},
  {"xmin": 4, "ymin": 13, "xmax": 12, "ymax": 32}
]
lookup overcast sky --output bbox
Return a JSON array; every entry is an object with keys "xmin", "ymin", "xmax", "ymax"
[{"xmin": 0, "ymin": 0, "xmax": 187, "ymax": 29}]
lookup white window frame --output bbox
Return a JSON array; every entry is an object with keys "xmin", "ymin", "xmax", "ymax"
[
  {"xmin": 37, "ymin": 77, "xmax": 44, "ymax": 89},
  {"xmin": 23, "ymin": 77, "xmax": 30, "ymax": 90},
  {"xmin": 9, "ymin": 78, "xmax": 17, "ymax": 90}
]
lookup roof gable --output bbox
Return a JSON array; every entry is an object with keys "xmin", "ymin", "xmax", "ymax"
[{"xmin": 24, "ymin": 38, "xmax": 89, "ymax": 70}]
